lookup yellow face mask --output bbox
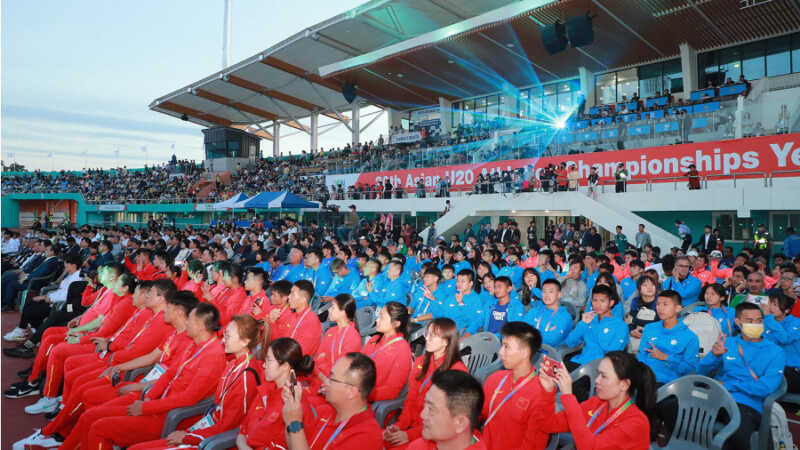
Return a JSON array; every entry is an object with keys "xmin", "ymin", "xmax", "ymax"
[{"xmin": 740, "ymin": 323, "xmax": 764, "ymax": 339}]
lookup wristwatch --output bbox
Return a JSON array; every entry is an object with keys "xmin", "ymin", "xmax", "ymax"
[{"xmin": 286, "ymin": 420, "xmax": 304, "ymax": 434}]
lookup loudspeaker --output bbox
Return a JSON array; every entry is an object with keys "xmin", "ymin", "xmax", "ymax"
[
  {"xmin": 566, "ymin": 14, "xmax": 594, "ymax": 48},
  {"xmin": 342, "ymin": 82, "xmax": 357, "ymax": 103},
  {"xmin": 540, "ymin": 21, "xmax": 567, "ymax": 55}
]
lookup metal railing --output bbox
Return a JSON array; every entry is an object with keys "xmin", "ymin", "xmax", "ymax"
[
  {"xmin": 702, "ymin": 171, "xmax": 767, "ymax": 189},
  {"xmin": 768, "ymin": 169, "xmax": 800, "ymax": 186}
]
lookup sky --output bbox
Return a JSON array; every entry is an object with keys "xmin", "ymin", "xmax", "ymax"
[{"xmin": 1, "ymin": 0, "xmax": 386, "ymax": 171}]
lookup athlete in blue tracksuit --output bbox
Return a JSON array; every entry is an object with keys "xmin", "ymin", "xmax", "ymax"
[
  {"xmin": 696, "ymin": 303, "xmax": 785, "ymax": 450},
  {"xmin": 565, "ymin": 285, "xmax": 629, "ymax": 366},
  {"xmin": 662, "ymin": 273, "xmax": 702, "ymax": 306},
  {"xmin": 522, "ymin": 279, "xmax": 573, "ymax": 347},
  {"xmin": 697, "ymin": 304, "xmax": 737, "ymax": 336},
  {"xmin": 366, "ymin": 261, "xmax": 410, "ymax": 308},
  {"xmin": 322, "ymin": 261, "xmax": 361, "ymax": 298},
  {"xmin": 482, "ymin": 277, "xmax": 525, "ymax": 338},
  {"xmin": 636, "ymin": 291, "xmax": 700, "ymax": 384}
]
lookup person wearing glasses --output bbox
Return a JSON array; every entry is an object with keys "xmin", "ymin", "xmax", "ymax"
[
  {"xmin": 233, "ymin": 337, "xmax": 316, "ymax": 450},
  {"xmin": 281, "ymin": 352, "xmax": 382, "ymax": 450},
  {"xmin": 661, "ymin": 256, "xmax": 701, "ymax": 306}
]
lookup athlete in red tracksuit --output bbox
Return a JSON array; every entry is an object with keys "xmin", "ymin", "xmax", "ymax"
[
  {"xmin": 128, "ymin": 330, "xmax": 260, "ymax": 450},
  {"xmin": 37, "ymin": 288, "xmax": 137, "ymax": 399},
  {"xmin": 311, "ymin": 320, "xmax": 361, "ymax": 393},
  {"xmin": 60, "ymin": 304, "xmax": 226, "ymax": 450},
  {"xmin": 42, "ymin": 329, "xmax": 193, "ymax": 440},
  {"xmin": 59, "ymin": 281, "xmax": 174, "ymax": 400},
  {"xmin": 61, "ymin": 309, "xmax": 170, "ymax": 407},
  {"xmin": 362, "ymin": 331, "xmax": 412, "ymax": 402},
  {"xmin": 24, "ymin": 285, "xmax": 107, "ymax": 388},
  {"xmin": 384, "ymin": 354, "xmax": 468, "ymax": 448},
  {"xmin": 125, "ymin": 252, "xmax": 160, "ymax": 281}
]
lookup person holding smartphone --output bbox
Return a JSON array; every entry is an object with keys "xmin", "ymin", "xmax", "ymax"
[{"xmin": 529, "ymin": 351, "xmax": 657, "ymax": 450}]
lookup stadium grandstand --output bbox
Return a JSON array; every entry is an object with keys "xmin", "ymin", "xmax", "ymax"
[{"xmin": 3, "ymin": 0, "xmax": 800, "ymax": 449}]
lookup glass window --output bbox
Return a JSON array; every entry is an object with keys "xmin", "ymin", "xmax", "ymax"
[
  {"xmin": 792, "ymin": 33, "xmax": 800, "ymax": 73},
  {"xmin": 718, "ymin": 46, "xmax": 742, "ymax": 83},
  {"xmin": 596, "ymin": 72, "xmax": 616, "ymax": 104},
  {"xmin": 699, "ymin": 51, "xmax": 718, "ymax": 77},
  {"xmin": 767, "ymin": 35, "xmax": 791, "ymax": 76},
  {"xmin": 463, "ymin": 100, "xmax": 474, "ymax": 125},
  {"xmin": 663, "ymin": 58, "xmax": 683, "ymax": 93},
  {"xmin": 475, "ymin": 97, "xmax": 486, "ymax": 115},
  {"xmin": 616, "ymin": 68, "xmax": 638, "ymax": 102},
  {"xmin": 486, "ymin": 95, "xmax": 499, "ymax": 118},
  {"xmin": 638, "ymin": 62, "xmax": 662, "ymax": 98},
  {"xmin": 734, "ymin": 217, "xmax": 754, "ymax": 241},
  {"xmin": 530, "ymin": 87, "xmax": 543, "ymax": 118},
  {"xmin": 742, "ymin": 41, "xmax": 765, "ymax": 80},
  {"xmin": 519, "ymin": 91, "xmax": 529, "ymax": 118},
  {"xmin": 713, "ymin": 213, "xmax": 734, "ymax": 241},
  {"xmin": 771, "ymin": 212, "xmax": 800, "ymax": 241}
]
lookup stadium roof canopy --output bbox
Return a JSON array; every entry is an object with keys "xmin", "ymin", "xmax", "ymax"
[
  {"xmin": 151, "ymin": 0, "xmax": 800, "ymax": 137},
  {"xmin": 149, "ymin": 0, "xmax": 526, "ymax": 138}
]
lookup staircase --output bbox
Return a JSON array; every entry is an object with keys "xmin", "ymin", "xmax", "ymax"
[{"xmin": 419, "ymin": 191, "xmax": 681, "ymax": 251}]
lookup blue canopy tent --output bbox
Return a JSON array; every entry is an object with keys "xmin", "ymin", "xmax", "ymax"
[{"xmin": 212, "ymin": 193, "xmax": 249, "ymax": 210}]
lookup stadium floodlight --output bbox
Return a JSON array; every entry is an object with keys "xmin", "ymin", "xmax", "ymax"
[{"xmin": 555, "ymin": 119, "xmax": 566, "ymax": 129}]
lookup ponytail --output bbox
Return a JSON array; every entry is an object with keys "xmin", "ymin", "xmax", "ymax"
[
  {"xmin": 605, "ymin": 351, "xmax": 660, "ymax": 442},
  {"xmin": 634, "ymin": 360, "xmax": 659, "ymax": 442}
]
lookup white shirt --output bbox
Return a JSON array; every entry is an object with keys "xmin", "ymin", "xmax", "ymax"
[
  {"xmin": 2, "ymin": 238, "xmax": 20, "ymax": 254},
  {"xmin": 49, "ymin": 270, "xmax": 82, "ymax": 305}
]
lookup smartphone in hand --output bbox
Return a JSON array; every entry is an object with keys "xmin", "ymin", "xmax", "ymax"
[
  {"xmin": 289, "ymin": 369, "xmax": 297, "ymax": 396},
  {"xmin": 541, "ymin": 355, "xmax": 561, "ymax": 378}
]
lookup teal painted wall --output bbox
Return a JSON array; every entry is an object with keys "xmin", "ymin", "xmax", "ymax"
[{"xmin": 1, "ymin": 197, "xmax": 20, "ymax": 228}]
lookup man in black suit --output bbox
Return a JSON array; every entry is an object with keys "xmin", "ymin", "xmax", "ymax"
[
  {"xmin": 2, "ymin": 241, "xmax": 60, "ymax": 310},
  {"xmin": 696, "ymin": 225, "xmax": 718, "ymax": 253},
  {"xmin": 165, "ymin": 236, "xmax": 181, "ymax": 261}
]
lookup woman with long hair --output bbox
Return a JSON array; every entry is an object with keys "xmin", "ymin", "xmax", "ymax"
[
  {"xmin": 130, "ymin": 315, "xmax": 261, "ymax": 449},
  {"xmin": 312, "ymin": 294, "xmax": 362, "ymax": 390},
  {"xmin": 382, "ymin": 318, "xmax": 467, "ymax": 448},
  {"xmin": 361, "ymin": 301, "xmax": 412, "ymax": 402},
  {"xmin": 236, "ymin": 337, "xmax": 317, "ymax": 450},
  {"xmin": 521, "ymin": 268, "xmax": 542, "ymax": 306},
  {"xmin": 532, "ymin": 351, "xmax": 658, "ymax": 449}
]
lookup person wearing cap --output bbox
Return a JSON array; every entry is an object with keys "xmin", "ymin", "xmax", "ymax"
[{"xmin": 752, "ymin": 223, "xmax": 772, "ymax": 260}]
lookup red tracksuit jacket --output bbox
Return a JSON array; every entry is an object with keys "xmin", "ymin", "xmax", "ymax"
[
  {"xmin": 181, "ymin": 353, "xmax": 260, "ymax": 445},
  {"xmin": 362, "ymin": 333, "xmax": 412, "ymax": 402},
  {"xmin": 529, "ymin": 390, "xmax": 651, "ymax": 450},
  {"xmin": 392, "ymin": 356, "xmax": 468, "ymax": 443},
  {"xmin": 140, "ymin": 335, "xmax": 226, "ymax": 416},
  {"xmin": 481, "ymin": 368, "xmax": 549, "ymax": 450}
]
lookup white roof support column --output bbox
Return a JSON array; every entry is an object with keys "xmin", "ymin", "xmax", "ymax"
[
  {"xmin": 680, "ymin": 42, "xmax": 698, "ymax": 100},
  {"xmin": 439, "ymin": 97, "xmax": 452, "ymax": 134},
  {"xmin": 351, "ymin": 101, "xmax": 361, "ymax": 147},
  {"xmin": 579, "ymin": 66, "xmax": 595, "ymax": 109},
  {"xmin": 272, "ymin": 122, "xmax": 280, "ymax": 157},
  {"xmin": 310, "ymin": 112, "xmax": 319, "ymax": 153},
  {"xmin": 387, "ymin": 107, "xmax": 403, "ymax": 129}
]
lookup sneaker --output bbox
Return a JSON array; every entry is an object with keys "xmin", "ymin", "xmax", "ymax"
[
  {"xmin": 4, "ymin": 381, "xmax": 40, "ymax": 399},
  {"xmin": 4, "ymin": 327, "xmax": 27, "ymax": 342},
  {"xmin": 12, "ymin": 429, "xmax": 61, "ymax": 450},
  {"xmin": 13, "ymin": 429, "xmax": 43, "ymax": 450},
  {"xmin": 24, "ymin": 396, "xmax": 59, "ymax": 415},
  {"xmin": 4, "ymin": 345, "xmax": 36, "ymax": 359}
]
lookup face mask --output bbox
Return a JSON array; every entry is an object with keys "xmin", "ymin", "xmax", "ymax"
[{"xmin": 740, "ymin": 323, "xmax": 764, "ymax": 339}]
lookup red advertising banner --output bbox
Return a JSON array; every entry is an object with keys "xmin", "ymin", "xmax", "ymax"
[{"xmin": 328, "ymin": 134, "xmax": 800, "ymax": 191}]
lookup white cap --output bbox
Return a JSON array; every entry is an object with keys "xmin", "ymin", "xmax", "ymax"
[{"xmin": 687, "ymin": 250, "xmax": 699, "ymax": 257}]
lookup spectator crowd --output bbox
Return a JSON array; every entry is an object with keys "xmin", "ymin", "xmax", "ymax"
[{"xmin": 1, "ymin": 209, "xmax": 799, "ymax": 450}]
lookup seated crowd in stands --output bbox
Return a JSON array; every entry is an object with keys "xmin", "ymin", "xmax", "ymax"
[{"xmin": 2, "ymin": 212, "xmax": 798, "ymax": 450}]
